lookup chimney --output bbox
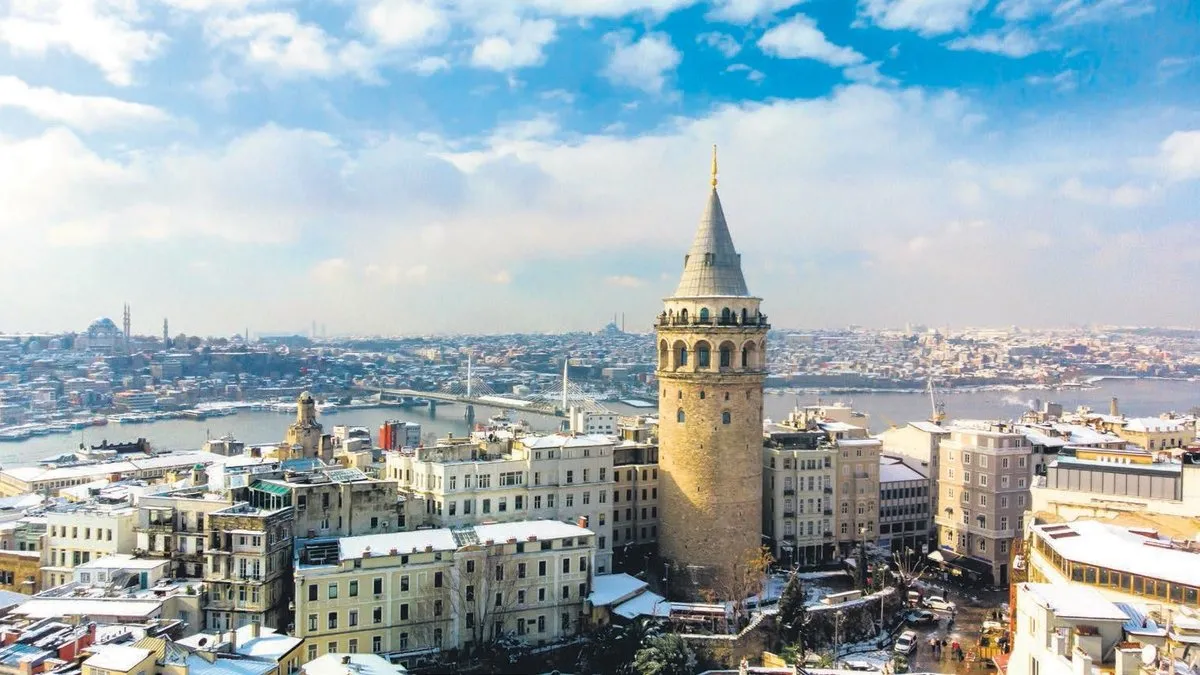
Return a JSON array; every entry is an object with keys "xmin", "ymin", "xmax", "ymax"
[
  {"xmin": 1115, "ymin": 644, "xmax": 1142, "ymax": 675},
  {"xmin": 576, "ymin": 515, "xmax": 589, "ymax": 529},
  {"xmin": 342, "ymin": 656, "xmax": 351, "ymax": 665},
  {"xmin": 1110, "ymin": 397, "xmax": 1120, "ymax": 417},
  {"xmin": 228, "ymin": 628, "xmax": 238, "ymax": 653},
  {"xmin": 249, "ymin": 622, "xmax": 261, "ymax": 639}
]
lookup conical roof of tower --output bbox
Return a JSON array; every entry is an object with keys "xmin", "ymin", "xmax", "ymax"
[{"xmin": 672, "ymin": 186, "xmax": 750, "ymax": 298}]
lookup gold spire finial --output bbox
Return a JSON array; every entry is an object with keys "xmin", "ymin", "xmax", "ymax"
[{"xmin": 710, "ymin": 144, "xmax": 719, "ymax": 189}]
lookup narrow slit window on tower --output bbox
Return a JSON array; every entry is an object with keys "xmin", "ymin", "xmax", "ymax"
[
  {"xmin": 676, "ymin": 409, "xmax": 685, "ymax": 423},
  {"xmin": 699, "ymin": 391, "xmax": 706, "ymax": 399},
  {"xmin": 722, "ymin": 411, "xmax": 731, "ymax": 425}
]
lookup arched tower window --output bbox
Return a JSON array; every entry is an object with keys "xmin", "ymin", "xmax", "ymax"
[
  {"xmin": 680, "ymin": 309, "xmax": 689, "ymax": 324},
  {"xmin": 741, "ymin": 308, "xmax": 748, "ymax": 325},
  {"xmin": 719, "ymin": 341, "xmax": 734, "ymax": 368},
  {"xmin": 658, "ymin": 340, "xmax": 668, "ymax": 369},
  {"xmin": 699, "ymin": 308, "xmax": 710, "ymax": 324},
  {"xmin": 721, "ymin": 308, "xmax": 731, "ymax": 325},
  {"xmin": 677, "ymin": 409, "xmax": 686, "ymax": 423},
  {"xmin": 673, "ymin": 341, "xmax": 688, "ymax": 368},
  {"xmin": 696, "ymin": 341, "xmax": 711, "ymax": 368},
  {"xmin": 722, "ymin": 411, "xmax": 731, "ymax": 425}
]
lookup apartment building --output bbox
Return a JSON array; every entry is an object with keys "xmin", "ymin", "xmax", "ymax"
[
  {"xmin": 611, "ymin": 446, "xmax": 659, "ymax": 571},
  {"xmin": 877, "ymin": 455, "xmax": 930, "ymax": 558},
  {"xmin": 137, "ymin": 487, "xmax": 234, "ymax": 578},
  {"xmin": 835, "ymin": 436, "xmax": 882, "ymax": 555},
  {"xmin": 204, "ymin": 501, "xmax": 294, "ymax": 631},
  {"xmin": 40, "ymin": 502, "xmax": 137, "ymax": 588},
  {"xmin": 934, "ymin": 424, "xmax": 1032, "ymax": 585},
  {"xmin": 385, "ymin": 433, "xmax": 615, "ymax": 574},
  {"xmin": 292, "ymin": 520, "xmax": 594, "ymax": 667},
  {"xmin": 257, "ymin": 468, "xmax": 405, "ymax": 539},
  {"xmin": 878, "ymin": 421, "xmax": 949, "ymax": 515},
  {"xmin": 762, "ymin": 424, "xmax": 836, "ymax": 568},
  {"xmin": 1009, "ymin": 583, "xmax": 1134, "ymax": 675}
]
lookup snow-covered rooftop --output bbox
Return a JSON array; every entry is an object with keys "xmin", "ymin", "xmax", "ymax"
[
  {"xmin": 1021, "ymin": 583, "xmax": 1128, "ymax": 621},
  {"xmin": 318, "ymin": 520, "xmax": 592, "ymax": 564},
  {"xmin": 614, "ymin": 590, "xmax": 670, "ymax": 620},
  {"xmin": 84, "ymin": 645, "xmax": 153, "ymax": 671},
  {"xmin": 1033, "ymin": 520, "xmax": 1200, "ymax": 588},
  {"xmin": 879, "ymin": 456, "xmax": 927, "ymax": 484},
  {"xmin": 587, "ymin": 573, "xmax": 647, "ymax": 607}
]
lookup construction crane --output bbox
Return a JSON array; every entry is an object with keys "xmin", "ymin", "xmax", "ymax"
[{"xmin": 927, "ymin": 375, "xmax": 946, "ymax": 425}]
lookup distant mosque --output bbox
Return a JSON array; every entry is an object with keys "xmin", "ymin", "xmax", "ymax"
[{"xmin": 76, "ymin": 317, "xmax": 122, "ymax": 352}]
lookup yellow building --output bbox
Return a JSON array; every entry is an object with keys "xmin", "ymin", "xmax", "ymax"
[
  {"xmin": 0, "ymin": 550, "xmax": 39, "ymax": 594},
  {"xmin": 654, "ymin": 148, "xmax": 768, "ymax": 592},
  {"xmin": 293, "ymin": 520, "xmax": 594, "ymax": 669}
]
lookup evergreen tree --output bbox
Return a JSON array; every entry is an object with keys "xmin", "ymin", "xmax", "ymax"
[
  {"xmin": 633, "ymin": 634, "xmax": 696, "ymax": 675},
  {"xmin": 777, "ymin": 572, "xmax": 807, "ymax": 647}
]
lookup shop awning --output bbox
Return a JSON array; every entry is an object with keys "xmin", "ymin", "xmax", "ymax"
[{"xmin": 993, "ymin": 652, "xmax": 1011, "ymax": 674}]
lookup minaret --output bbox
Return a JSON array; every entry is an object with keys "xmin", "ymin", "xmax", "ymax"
[
  {"xmin": 162, "ymin": 318, "xmax": 169, "ymax": 347},
  {"xmin": 655, "ymin": 145, "xmax": 768, "ymax": 593},
  {"xmin": 122, "ymin": 303, "xmax": 131, "ymax": 353}
]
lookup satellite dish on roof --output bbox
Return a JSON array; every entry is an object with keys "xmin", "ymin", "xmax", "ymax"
[{"xmin": 1141, "ymin": 644, "xmax": 1157, "ymax": 666}]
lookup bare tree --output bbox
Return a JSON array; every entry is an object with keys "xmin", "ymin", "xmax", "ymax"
[
  {"xmin": 703, "ymin": 545, "xmax": 774, "ymax": 629},
  {"xmin": 449, "ymin": 541, "xmax": 523, "ymax": 660}
]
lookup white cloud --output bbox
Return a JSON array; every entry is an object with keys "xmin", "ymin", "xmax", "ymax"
[
  {"xmin": 1025, "ymin": 69, "xmax": 1077, "ymax": 92},
  {"xmin": 0, "ymin": 76, "xmax": 170, "ymax": 131},
  {"xmin": 602, "ymin": 31, "xmax": 681, "ymax": 94},
  {"xmin": 311, "ymin": 258, "xmax": 350, "ymax": 283},
  {"xmin": 605, "ymin": 275, "xmax": 646, "ymax": 287},
  {"xmin": 160, "ymin": 0, "xmax": 278, "ymax": 10},
  {"xmin": 706, "ymin": 0, "xmax": 808, "ymax": 23},
  {"xmin": 946, "ymin": 28, "xmax": 1042, "ymax": 58},
  {"xmin": 758, "ymin": 14, "xmax": 865, "ymax": 66},
  {"xmin": 0, "ymin": 0, "xmax": 166, "ymax": 86},
  {"xmin": 205, "ymin": 12, "xmax": 376, "ymax": 79},
  {"xmin": 725, "ymin": 63, "xmax": 765, "ymax": 82},
  {"xmin": 697, "ymin": 31, "xmax": 741, "ymax": 58},
  {"xmin": 843, "ymin": 61, "xmax": 897, "ymax": 86},
  {"xmin": 996, "ymin": 0, "xmax": 1153, "ymax": 25},
  {"xmin": 1158, "ymin": 131, "xmax": 1200, "ymax": 182},
  {"xmin": 3, "ymin": 83, "xmax": 1197, "ymax": 333},
  {"xmin": 411, "ymin": 55, "xmax": 450, "ymax": 75},
  {"xmin": 857, "ymin": 0, "xmax": 987, "ymax": 36},
  {"xmin": 357, "ymin": 0, "xmax": 450, "ymax": 48},
  {"xmin": 470, "ymin": 18, "xmax": 557, "ymax": 71},
  {"xmin": 490, "ymin": 270, "xmax": 513, "ymax": 284},
  {"xmin": 1059, "ymin": 177, "xmax": 1156, "ymax": 207},
  {"xmin": 1157, "ymin": 56, "xmax": 1199, "ymax": 84}
]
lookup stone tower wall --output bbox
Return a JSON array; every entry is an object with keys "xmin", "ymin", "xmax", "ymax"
[{"xmin": 656, "ymin": 324, "xmax": 766, "ymax": 588}]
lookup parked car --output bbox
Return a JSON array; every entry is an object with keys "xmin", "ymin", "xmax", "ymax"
[
  {"xmin": 923, "ymin": 595, "xmax": 956, "ymax": 611},
  {"xmin": 894, "ymin": 630, "xmax": 918, "ymax": 655},
  {"xmin": 905, "ymin": 609, "xmax": 938, "ymax": 625},
  {"xmin": 843, "ymin": 660, "xmax": 879, "ymax": 671}
]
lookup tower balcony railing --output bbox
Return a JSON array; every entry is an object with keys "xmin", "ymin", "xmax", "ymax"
[{"xmin": 656, "ymin": 313, "xmax": 770, "ymax": 328}]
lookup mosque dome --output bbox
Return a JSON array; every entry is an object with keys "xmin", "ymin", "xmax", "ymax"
[{"xmin": 87, "ymin": 317, "xmax": 120, "ymax": 337}]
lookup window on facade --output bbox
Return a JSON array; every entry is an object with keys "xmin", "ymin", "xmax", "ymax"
[
  {"xmin": 373, "ymin": 578, "xmax": 383, "ymax": 595},
  {"xmin": 328, "ymin": 612, "xmax": 338, "ymax": 629},
  {"xmin": 401, "ymin": 576, "xmax": 409, "ymax": 592},
  {"xmin": 677, "ymin": 409, "xmax": 685, "ymax": 423},
  {"xmin": 722, "ymin": 411, "xmax": 731, "ymax": 424},
  {"xmin": 349, "ymin": 580, "xmax": 358, "ymax": 597},
  {"xmin": 328, "ymin": 583, "xmax": 338, "ymax": 599}
]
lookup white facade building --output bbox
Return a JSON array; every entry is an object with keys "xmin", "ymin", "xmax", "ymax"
[{"xmin": 385, "ymin": 433, "xmax": 615, "ymax": 574}]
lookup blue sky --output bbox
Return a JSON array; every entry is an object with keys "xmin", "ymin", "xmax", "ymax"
[{"xmin": 1, "ymin": 0, "xmax": 1198, "ymax": 336}]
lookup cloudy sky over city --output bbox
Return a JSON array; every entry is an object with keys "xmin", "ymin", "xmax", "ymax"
[{"xmin": 1, "ymin": 0, "xmax": 1198, "ymax": 336}]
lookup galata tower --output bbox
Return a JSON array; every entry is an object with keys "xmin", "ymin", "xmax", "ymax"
[{"xmin": 656, "ymin": 146, "xmax": 768, "ymax": 590}]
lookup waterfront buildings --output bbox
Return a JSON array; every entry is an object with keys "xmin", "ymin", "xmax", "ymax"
[
  {"xmin": 933, "ymin": 423, "xmax": 1033, "ymax": 585},
  {"xmin": 654, "ymin": 151, "xmax": 768, "ymax": 590},
  {"xmin": 291, "ymin": 520, "xmax": 594, "ymax": 666},
  {"xmin": 384, "ymin": 433, "xmax": 615, "ymax": 574}
]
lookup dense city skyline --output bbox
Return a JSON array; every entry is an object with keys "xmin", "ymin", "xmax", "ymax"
[{"xmin": 2, "ymin": 1, "xmax": 1198, "ymax": 334}]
